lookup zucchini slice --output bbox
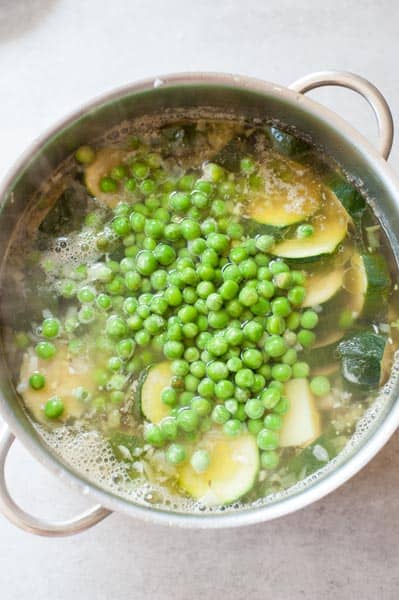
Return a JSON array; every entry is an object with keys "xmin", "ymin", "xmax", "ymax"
[
  {"xmin": 140, "ymin": 361, "xmax": 172, "ymax": 424},
  {"xmin": 270, "ymin": 188, "xmax": 350, "ymax": 259},
  {"xmin": 344, "ymin": 252, "xmax": 391, "ymax": 318},
  {"xmin": 246, "ymin": 159, "xmax": 321, "ymax": 227},
  {"xmin": 18, "ymin": 346, "xmax": 95, "ymax": 424},
  {"xmin": 303, "ymin": 268, "xmax": 345, "ymax": 307},
  {"xmin": 84, "ymin": 148, "xmax": 126, "ymax": 206},
  {"xmin": 324, "ymin": 171, "xmax": 365, "ymax": 217},
  {"xmin": 178, "ymin": 430, "xmax": 259, "ymax": 505},
  {"xmin": 280, "ymin": 379, "xmax": 321, "ymax": 448}
]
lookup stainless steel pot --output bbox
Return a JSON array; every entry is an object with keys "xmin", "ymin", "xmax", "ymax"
[{"xmin": 0, "ymin": 71, "xmax": 398, "ymax": 536}]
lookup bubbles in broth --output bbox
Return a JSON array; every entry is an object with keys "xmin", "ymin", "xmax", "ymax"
[{"xmin": 4, "ymin": 115, "xmax": 399, "ymax": 513}]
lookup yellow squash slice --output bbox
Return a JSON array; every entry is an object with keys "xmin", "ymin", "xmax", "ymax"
[
  {"xmin": 140, "ymin": 361, "xmax": 172, "ymax": 424},
  {"xmin": 271, "ymin": 188, "xmax": 350, "ymax": 258},
  {"xmin": 246, "ymin": 160, "xmax": 321, "ymax": 227},
  {"xmin": 85, "ymin": 148, "xmax": 126, "ymax": 206},
  {"xmin": 19, "ymin": 346, "xmax": 96, "ymax": 424},
  {"xmin": 178, "ymin": 430, "xmax": 259, "ymax": 505},
  {"xmin": 303, "ymin": 267, "xmax": 345, "ymax": 307}
]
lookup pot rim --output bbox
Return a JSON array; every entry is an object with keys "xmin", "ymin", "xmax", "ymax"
[{"xmin": 1, "ymin": 71, "xmax": 398, "ymax": 529}]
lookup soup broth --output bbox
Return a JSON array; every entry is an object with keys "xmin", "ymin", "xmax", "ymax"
[{"xmin": 5, "ymin": 118, "xmax": 399, "ymax": 509}]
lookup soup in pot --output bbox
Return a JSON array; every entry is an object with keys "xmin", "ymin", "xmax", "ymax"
[{"xmin": 7, "ymin": 119, "xmax": 399, "ymax": 508}]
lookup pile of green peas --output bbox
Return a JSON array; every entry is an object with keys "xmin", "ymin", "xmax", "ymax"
[{"xmin": 28, "ymin": 141, "xmax": 330, "ymax": 470}]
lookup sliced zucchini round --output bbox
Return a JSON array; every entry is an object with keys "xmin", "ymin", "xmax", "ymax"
[
  {"xmin": 344, "ymin": 252, "xmax": 391, "ymax": 318},
  {"xmin": 271, "ymin": 188, "xmax": 350, "ymax": 258},
  {"xmin": 303, "ymin": 268, "xmax": 345, "ymax": 307},
  {"xmin": 280, "ymin": 379, "xmax": 321, "ymax": 448},
  {"xmin": 84, "ymin": 148, "xmax": 126, "ymax": 206},
  {"xmin": 246, "ymin": 159, "xmax": 321, "ymax": 227},
  {"xmin": 140, "ymin": 361, "xmax": 172, "ymax": 424},
  {"xmin": 18, "ymin": 346, "xmax": 95, "ymax": 424},
  {"xmin": 178, "ymin": 430, "xmax": 259, "ymax": 506}
]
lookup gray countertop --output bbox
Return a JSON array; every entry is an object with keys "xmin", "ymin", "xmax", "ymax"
[{"xmin": 0, "ymin": 1, "xmax": 398, "ymax": 598}]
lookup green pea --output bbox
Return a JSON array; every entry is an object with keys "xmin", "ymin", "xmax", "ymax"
[
  {"xmin": 144, "ymin": 424, "xmax": 164, "ymax": 447},
  {"xmin": 207, "ymin": 337, "xmax": 228, "ymax": 357},
  {"xmin": 215, "ymin": 379, "xmax": 235, "ymax": 399},
  {"xmin": 260, "ymin": 450, "xmax": 280, "ymax": 469},
  {"xmin": 211, "ymin": 404, "xmax": 230, "ymax": 424},
  {"xmin": 242, "ymin": 348, "xmax": 263, "ymax": 369},
  {"xmin": 164, "ymin": 341, "xmax": 184, "ymax": 359},
  {"xmin": 297, "ymin": 329, "xmax": 316, "ymax": 348},
  {"xmin": 310, "ymin": 375, "xmax": 331, "ymax": 397},
  {"xmin": 135, "ymin": 250, "xmax": 157, "ymax": 276},
  {"xmin": 208, "ymin": 310, "xmax": 229, "ymax": 329},
  {"xmin": 261, "ymin": 387, "xmax": 281, "ymax": 409},
  {"xmin": 177, "ymin": 408, "xmax": 199, "ymax": 432},
  {"xmin": 35, "ymin": 341, "xmax": 56, "ymax": 360},
  {"xmin": 223, "ymin": 419, "xmax": 242, "ymax": 436},
  {"xmin": 160, "ymin": 386, "xmax": 178, "ymax": 408},
  {"xmin": 266, "ymin": 315, "xmax": 286, "ymax": 335},
  {"xmin": 29, "ymin": 372, "xmax": 46, "ymax": 390},
  {"xmin": 191, "ymin": 396, "xmax": 211, "ymax": 416},
  {"xmin": 287, "ymin": 286, "xmax": 306, "ymax": 306},
  {"xmin": 248, "ymin": 418, "xmax": 264, "ymax": 435},
  {"xmin": 222, "ymin": 263, "xmax": 242, "ymax": 281},
  {"xmin": 160, "ymin": 417, "xmax": 178, "ymax": 441},
  {"xmin": 239, "ymin": 258, "xmax": 258, "ymax": 279},
  {"xmin": 219, "ymin": 280, "xmax": 239, "ymax": 300},
  {"xmin": 269, "ymin": 260, "xmax": 289, "ymax": 275},
  {"xmin": 239, "ymin": 287, "xmax": 258, "ymax": 307},
  {"xmin": 206, "ymin": 232, "xmax": 229, "ymax": 254},
  {"xmin": 197, "ymin": 377, "xmax": 215, "ymax": 398},
  {"xmin": 100, "ymin": 176, "xmax": 118, "ymax": 193},
  {"xmin": 286, "ymin": 312, "xmax": 301, "ymax": 330},
  {"xmin": 300, "ymin": 310, "xmax": 319, "ymax": 329},
  {"xmin": 169, "ymin": 191, "xmax": 190, "ymax": 212},
  {"xmin": 44, "ymin": 396, "xmax": 64, "ymax": 419},
  {"xmin": 243, "ymin": 321, "xmax": 263, "ymax": 343},
  {"xmin": 271, "ymin": 297, "xmax": 291, "ymax": 317},
  {"xmin": 271, "ymin": 363, "xmax": 292, "ymax": 382},
  {"xmin": 106, "ymin": 354, "xmax": 122, "ymax": 372},
  {"xmin": 263, "ymin": 413, "xmax": 282, "ymax": 430},
  {"xmin": 42, "ymin": 318, "xmax": 60, "ymax": 338},
  {"xmin": 190, "ymin": 449, "xmax": 211, "ymax": 473},
  {"xmin": 153, "ymin": 243, "xmax": 176, "ymax": 266},
  {"xmin": 264, "ymin": 335, "xmax": 287, "ymax": 358},
  {"xmin": 235, "ymin": 368, "xmax": 255, "ymax": 388},
  {"xmin": 274, "ymin": 396, "xmax": 290, "ymax": 415},
  {"xmin": 125, "ymin": 178, "xmax": 137, "ymax": 192},
  {"xmin": 282, "ymin": 348, "xmax": 297, "ymax": 365},
  {"xmin": 255, "ymin": 234, "xmax": 274, "ymax": 252},
  {"xmin": 245, "ymin": 398, "xmax": 264, "ymax": 420},
  {"xmin": 75, "ymin": 145, "xmax": 95, "ymax": 164},
  {"xmin": 292, "ymin": 361, "xmax": 310, "ymax": 378},
  {"xmin": 257, "ymin": 428, "xmax": 279, "ymax": 450},
  {"xmin": 226, "ymin": 356, "xmax": 243, "ymax": 372},
  {"xmin": 296, "ymin": 224, "xmax": 314, "ymax": 238},
  {"xmin": 106, "ymin": 316, "xmax": 128, "ymax": 338},
  {"xmin": 130, "ymin": 161, "xmax": 150, "ymax": 179},
  {"xmin": 206, "ymin": 361, "xmax": 229, "ymax": 382}
]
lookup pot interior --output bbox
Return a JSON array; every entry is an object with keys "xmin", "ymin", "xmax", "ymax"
[{"xmin": 1, "ymin": 76, "xmax": 399, "ymax": 522}]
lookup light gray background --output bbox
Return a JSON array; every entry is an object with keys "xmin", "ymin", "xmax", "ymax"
[{"xmin": 0, "ymin": 1, "xmax": 398, "ymax": 598}]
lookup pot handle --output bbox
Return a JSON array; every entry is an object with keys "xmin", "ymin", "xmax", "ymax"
[
  {"xmin": 289, "ymin": 71, "xmax": 394, "ymax": 160},
  {"xmin": 0, "ymin": 426, "xmax": 111, "ymax": 537}
]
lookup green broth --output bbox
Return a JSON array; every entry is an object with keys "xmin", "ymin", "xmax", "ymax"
[{"xmin": 8, "ymin": 119, "xmax": 399, "ymax": 508}]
